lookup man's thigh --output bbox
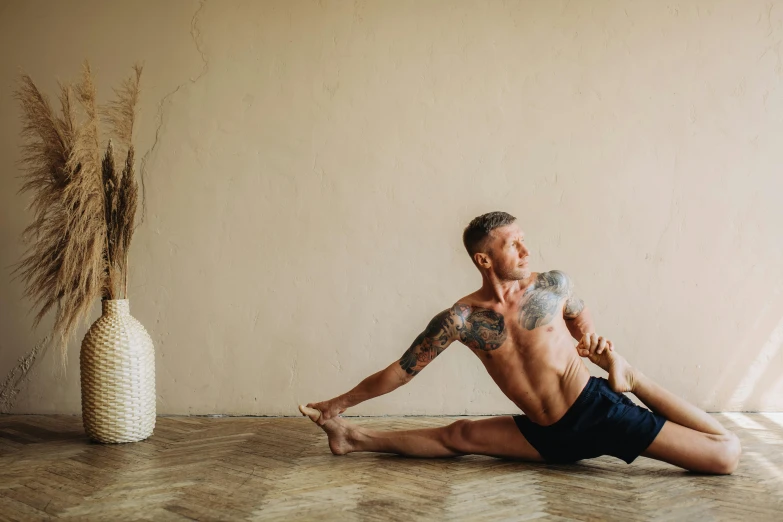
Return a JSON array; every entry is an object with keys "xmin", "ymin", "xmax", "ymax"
[
  {"xmin": 457, "ymin": 416, "xmax": 545, "ymax": 462},
  {"xmin": 641, "ymin": 420, "xmax": 739, "ymax": 473}
]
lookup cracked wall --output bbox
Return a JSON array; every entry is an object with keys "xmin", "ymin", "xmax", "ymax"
[{"xmin": 1, "ymin": 1, "xmax": 782, "ymax": 415}]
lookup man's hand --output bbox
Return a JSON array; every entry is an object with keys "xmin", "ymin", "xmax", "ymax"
[
  {"xmin": 576, "ymin": 332, "xmax": 613, "ymax": 363},
  {"xmin": 305, "ymin": 396, "xmax": 348, "ymax": 426}
]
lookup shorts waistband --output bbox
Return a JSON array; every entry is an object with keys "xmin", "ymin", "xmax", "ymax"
[{"xmin": 545, "ymin": 376, "xmax": 601, "ymax": 429}]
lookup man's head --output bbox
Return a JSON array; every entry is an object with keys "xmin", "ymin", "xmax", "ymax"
[{"xmin": 462, "ymin": 211, "xmax": 530, "ymax": 280}]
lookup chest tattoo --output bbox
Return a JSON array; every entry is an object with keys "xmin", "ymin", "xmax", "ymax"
[
  {"xmin": 518, "ymin": 271, "xmax": 571, "ymax": 330},
  {"xmin": 459, "ymin": 309, "xmax": 507, "ymax": 351}
]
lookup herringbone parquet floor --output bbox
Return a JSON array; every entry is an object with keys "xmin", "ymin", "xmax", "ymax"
[{"xmin": 0, "ymin": 413, "xmax": 781, "ymax": 521}]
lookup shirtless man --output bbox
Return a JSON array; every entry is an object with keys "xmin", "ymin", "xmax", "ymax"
[{"xmin": 299, "ymin": 212, "xmax": 741, "ymax": 474}]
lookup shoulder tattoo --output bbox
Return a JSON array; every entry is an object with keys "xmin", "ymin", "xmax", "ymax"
[{"xmin": 518, "ymin": 270, "xmax": 574, "ymax": 330}]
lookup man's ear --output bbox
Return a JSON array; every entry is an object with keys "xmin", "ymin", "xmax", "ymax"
[{"xmin": 475, "ymin": 252, "xmax": 491, "ymax": 269}]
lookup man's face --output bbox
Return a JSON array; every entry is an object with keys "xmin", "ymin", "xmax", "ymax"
[{"xmin": 483, "ymin": 223, "xmax": 531, "ymax": 281}]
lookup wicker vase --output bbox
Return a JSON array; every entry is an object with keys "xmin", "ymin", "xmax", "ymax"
[{"xmin": 80, "ymin": 299, "xmax": 156, "ymax": 443}]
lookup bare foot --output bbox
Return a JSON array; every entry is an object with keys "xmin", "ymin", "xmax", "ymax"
[
  {"xmin": 589, "ymin": 350, "xmax": 637, "ymax": 393},
  {"xmin": 299, "ymin": 404, "xmax": 356, "ymax": 455}
]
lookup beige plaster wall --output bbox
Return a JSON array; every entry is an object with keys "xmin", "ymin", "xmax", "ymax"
[{"xmin": 1, "ymin": 0, "xmax": 782, "ymax": 415}]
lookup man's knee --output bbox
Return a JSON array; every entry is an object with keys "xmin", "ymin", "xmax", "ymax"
[
  {"xmin": 710, "ymin": 432, "xmax": 741, "ymax": 474},
  {"xmin": 443, "ymin": 419, "xmax": 474, "ymax": 454}
]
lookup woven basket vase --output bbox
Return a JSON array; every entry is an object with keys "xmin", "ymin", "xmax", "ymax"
[{"xmin": 80, "ymin": 299, "xmax": 156, "ymax": 443}]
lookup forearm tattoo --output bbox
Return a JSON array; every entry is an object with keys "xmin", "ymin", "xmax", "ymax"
[{"xmin": 518, "ymin": 270, "xmax": 573, "ymax": 330}]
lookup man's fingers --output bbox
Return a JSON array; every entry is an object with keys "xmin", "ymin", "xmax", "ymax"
[
  {"xmin": 599, "ymin": 339, "xmax": 613, "ymax": 353},
  {"xmin": 577, "ymin": 337, "xmax": 593, "ymax": 358},
  {"xmin": 577, "ymin": 334, "xmax": 614, "ymax": 357},
  {"xmin": 578, "ymin": 334, "xmax": 616, "ymax": 358}
]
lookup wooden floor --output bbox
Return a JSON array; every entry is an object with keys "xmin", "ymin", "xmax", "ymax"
[{"xmin": 0, "ymin": 414, "xmax": 781, "ymax": 521}]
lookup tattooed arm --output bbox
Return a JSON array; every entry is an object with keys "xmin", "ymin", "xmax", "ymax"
[
  {"xmin": 337, "ymin": 307, "xmax": 461, "ymax": 410},
  {"xmin": 558, "ymin": 272, "xmax": 617, "ymax": 359},
  {"xmin": 560, "ymin": 272, "xmax": 595, "ymax": 341}
]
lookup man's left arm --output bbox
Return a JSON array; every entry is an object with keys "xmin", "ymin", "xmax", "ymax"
[
  {"xmin": 561, "ymin": 275, "xmax": 613, "ymax": 357},
  {"xmin": 563, "ymin": 293, "xmax": 593, "ymax": 341}
]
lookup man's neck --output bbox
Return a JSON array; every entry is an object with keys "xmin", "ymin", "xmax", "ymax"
[{"xmin": 479, "ymin": 272, "xmax": 535, "ymax": 306}]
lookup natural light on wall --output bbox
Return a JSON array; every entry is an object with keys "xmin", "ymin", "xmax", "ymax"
[{"xmin": 728, "ymin": 316, "xmax": 783, "ymax": 410}]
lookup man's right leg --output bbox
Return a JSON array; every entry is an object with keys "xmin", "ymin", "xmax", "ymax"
[
  {"xmin": 596, "ymin": 350, "xmax": 741, "ymax": 474},
  {"xmin": 301, "ymin": 409, "xmax": 544, "ymax": 462}
]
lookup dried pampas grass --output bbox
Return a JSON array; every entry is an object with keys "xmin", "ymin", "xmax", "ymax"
[{"xmin": 13, "ymin": 61, "xmax": 143, "ymax": 369}]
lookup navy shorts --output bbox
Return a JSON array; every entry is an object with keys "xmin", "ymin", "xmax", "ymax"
[{"xmin": 513, "ymin": 376, "xmax": 666, "ymax": 464}]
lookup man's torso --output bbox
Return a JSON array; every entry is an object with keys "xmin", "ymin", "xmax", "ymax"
[{"xmin": 453, "ymin": 271, "xmax": 591, "ymax": 425}]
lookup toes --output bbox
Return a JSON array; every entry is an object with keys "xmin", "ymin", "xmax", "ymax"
[{"xmin": 299, "ymin": 405, "xmax": 322, "ymax": 422}]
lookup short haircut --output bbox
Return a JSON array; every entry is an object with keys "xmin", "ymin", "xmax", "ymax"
[{"xmin": 462, "ymin": 211, "xmax": 517, "ymax": 263}]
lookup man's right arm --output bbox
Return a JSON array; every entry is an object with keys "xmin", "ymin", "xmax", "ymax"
[
  {"xmin": 338, "ymin": 360, "xmax": 411, "ymax": 409},
  {"xmin": 307, "ymin": 307, "xmax": 463, "ymax": 423}
]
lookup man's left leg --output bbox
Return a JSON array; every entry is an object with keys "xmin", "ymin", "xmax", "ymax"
[
  {"xmin": 632, "ymin": 371, "xmax": 741, "ymax": 474},
  {"xmin": 593, "ymin": 349, "xmax": 741, "ymax": 474},
  {"xmin": 301, "ymin": 410, "xmax": 544, "ymax": 461}
]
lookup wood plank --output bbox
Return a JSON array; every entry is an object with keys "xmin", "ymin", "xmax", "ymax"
[{"xmin": 0, "ymin": 414, "xmax": 779, "ymax": 520}]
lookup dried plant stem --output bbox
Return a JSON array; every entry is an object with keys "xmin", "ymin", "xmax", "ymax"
[{"xmin": 13, "ymin": 62, "xmax": 143, "ymax": 369}]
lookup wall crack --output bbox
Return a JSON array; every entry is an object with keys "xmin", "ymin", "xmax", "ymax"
[{"xmin": 138, "ymin": 0, "xmax": 210, "ymax": 227}]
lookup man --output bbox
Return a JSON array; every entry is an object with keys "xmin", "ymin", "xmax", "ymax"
[{"xmin": 299, "ymin": 212, "xmax": 741, "ymax": 473}]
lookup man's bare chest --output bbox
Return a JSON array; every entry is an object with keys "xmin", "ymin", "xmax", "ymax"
[{"xmin": 457, "ymin": 271, "xmax": 573, "ymax": 352}]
